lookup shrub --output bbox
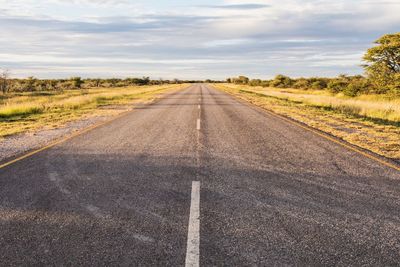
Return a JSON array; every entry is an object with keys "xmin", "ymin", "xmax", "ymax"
[
  {"xmin": 343, "ymin": 79, "xmax": 371, "ymax": 97},
  {"xmin": 249, "ymin": 79, "xmax": 262, "ymax": 86},
  {"xmin": 293, "ymin": 79, "xmax": 310, "ymax": 89},
  {"xmin": 389, "ymin": 73, "xmax": 400, "ymax": 96},
  {"xmin": 327, "ymin": 79, "xmax": 348, "ymax": 94},
  {"xmin": 233, "ymin": 76, "xmax": 250, "ymax": 85},
  {"xmin": 270, "ymin": 75, "xmax": 293, "ymax": 88},
  {"xmin": 260, "ymin": 80, "xmax": 270, "ymax": 87},
  {"xmin": 343, "ymin": 83, "xmax": 361, "ymax": 97},
  {"xmin": 71, "ymin": 77, "xmax": 83, "ymax": 89},
  {"xmin": 311, "ymin": 80, "xmax": 327, "ymax": 90}
]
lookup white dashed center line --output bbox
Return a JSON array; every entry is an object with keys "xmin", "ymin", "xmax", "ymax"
[
  {"xmin": 196, "ymin": 119, "xmax": 201, "ymax": 130},
  {"xmin": 185, "ymin": 181, "xmax": 201, "ymax": 267}
]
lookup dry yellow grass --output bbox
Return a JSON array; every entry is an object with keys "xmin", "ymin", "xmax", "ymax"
[
  {"xmin": 232, "ymin": 85, "xmax": 400, "ymax": 123},
  {"xmin": 213, "ymin": 83, "xmax": 400, "ymax": 161},
  {"xmin": 0, "ymin": 84, "xmax": 186, "ymax": 137}
]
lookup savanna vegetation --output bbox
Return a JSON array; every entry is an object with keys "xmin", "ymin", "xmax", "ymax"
[
  {"xmin": 227, "ymin": 33, "xmax": 400, "ymax": 97},
  {"xmin": 219, "ymin": 33, "xmax": 400, "ymax": 160},
  {"xmin": 0, "ymin": 75, "xmax": 208, "ymax": 94}
]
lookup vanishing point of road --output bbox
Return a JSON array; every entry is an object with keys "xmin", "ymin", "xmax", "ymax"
[{"xmin": 0, "ymin": 84, "xmax": 399, "ymax": 266}]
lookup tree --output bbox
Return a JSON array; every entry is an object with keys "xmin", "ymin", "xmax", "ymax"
[
  {"xmin": 233, "ymin": 76, "xmax": 249, "ymax": 85},
  {"xmin": 343, "ymin": 78, "xmax": 371, "ymax": 97},
  {"xmin": 71, "ymin": 77, "xmax": 83, "ymax": 89},
  {"xmin": 92, "ymin": 78, "xmax": 101, "ymax": 87},
  {"xmin": 48, "ymin": 80, "xmax": 59, "ymax": 90},
  {"xmin": 249, "ymin": 79, "xmax": 262, "ymax": 86},
  {"xmin": 292, "ymin": 78, "xmax": 309, "ymax": 89},
  {"xmin": 364, "ymin": 33, "xmax": 400, "ymax": 73},
  {"xmin": 24, "ymin": 76, "xmax": 37, "ymax": 91},
  {"xmin": 363, "ymin": 33, "xmax": 400, "ymax": 94},
  {"xmin": 311, "ymin": 80, "xmax": 327, "ymax": 90},
  {"xmin": 270, "ymin": 75, "xmax": 293, "ymax": 88},
  {"xmin": 0, "ymin": 69, "xmax": 10, "ymax": 94},
  {"xmin": 141, "ymin": 76, "xmax": 150, "ymax": 85},
  {"xmin": 327, "ymin": 79, "xmax": 348, "ymax": 94}
]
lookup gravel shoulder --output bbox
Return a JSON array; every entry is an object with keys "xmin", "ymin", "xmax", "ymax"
[{"xmin": 0, "ymin": 115, "xmax": 110, "ymax": 163}]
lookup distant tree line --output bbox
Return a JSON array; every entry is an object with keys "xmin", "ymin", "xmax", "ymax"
[
  {"xmin": 0, "ymin": 75, "xmax": 220, "ymax": 94},
  {"xmin": 227, "ymin": 33, "xmax": 400, "ymax": 97}
]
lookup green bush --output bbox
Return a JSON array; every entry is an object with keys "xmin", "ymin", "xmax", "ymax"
[
  {"xmin": 260, "ymin": 80, "xmax": 270, "ymax": 87},
  {"xmin": 270, "ymin": 75, "xmax": 293, "ymax": 88},
  {"xmin": 292, "ymin": 79, "xmax": 309, "ymax": 89},
  {"xmin": 327, "ymin": 79, "xmax": 348, "ymax": 94},
  {"xmin": 311, "ymin": 80, "xmax": 327, "ymax": 90},
  {"xmin": 343, "ymin": 79, "xmax": 371, "ymax": 97},
  {"xmin": 363, "ymin": 33, "xmax": 400, "ymax": 94},
  {"xmin": 343, "ymin": 83, "xmax": 361, "ymax": 97},
  {"xmin": 249, "ymin": 79, "xmax": 262, "ymax": 86},
  {"xmin": 71, "ymin": 77, "xmax": 83, "ymax": 89},
  {"xmin": 234, "ymin": 76, "xmax": 250, "ymax": 85},
  {"xmin": 227, "ymin": 73, "xmax": 397, "ymax": 97},
  {"xmin": 389, "ymin": 73, "xmax": 400, "ymax": 96}
]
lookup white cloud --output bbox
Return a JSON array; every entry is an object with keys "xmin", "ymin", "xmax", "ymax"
[{"xmin": 0, "ymin": 0, "xmax": 399, "ymax": 79}]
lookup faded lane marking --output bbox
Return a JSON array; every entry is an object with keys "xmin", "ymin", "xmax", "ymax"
[
  {"xmin": 48, "ymin": 172, "xmax": 71, "ymax": 195},
  {"xmin": 131, "ymin": 234, "xmax": 155, "ymax": 243},
  {"xmin": 197, "ymin": 119, "xmax": 201, "ymax": 130},
  {"xmin": 185, "ymin": 181, "xmax": 200, "ymax": 267},
  {"xmin": 85, "ymin": 204, "xmax": 108, "ymax": 219}
]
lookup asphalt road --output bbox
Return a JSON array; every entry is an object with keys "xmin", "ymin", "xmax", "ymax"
[{"xmin": 0, "ymin": 84, "xmax": 399, "ymax": 266}]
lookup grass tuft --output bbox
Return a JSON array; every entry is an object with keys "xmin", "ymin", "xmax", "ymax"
[
  {"xmin": 0, "ymin": 104, "xmax": 44, "ymax": 118},
  {"xmin": 237, "ymin": 85, "xmax": 400, "ymax": 123}
]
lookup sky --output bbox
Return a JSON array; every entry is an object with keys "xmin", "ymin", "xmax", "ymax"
[{"xmin": 0, "ymin": 0, "xmax": 399, "ymax": 80}]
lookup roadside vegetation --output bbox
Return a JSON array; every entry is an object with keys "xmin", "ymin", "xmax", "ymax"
[
  {"xmin": 227, "ymin": 33, "xmax": 400, "ymax": 97},
  {"xmin": 0, "ymin": 76, "xmax": 209, "ymax": 94},
  {"xmin": 0, "ymin": 84, "xmax": 186, "ymax": 138},
  {"xmin": 231, "ymin": 86, "xmax": 400, "ymax": 124},
  {"xmin": 220, "ymin": 33, "xmax": 400, "ymax": 160}
]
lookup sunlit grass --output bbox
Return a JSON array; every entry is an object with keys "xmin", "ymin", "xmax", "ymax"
[
  {"xmin": 226, "ymin": 84, "xmax": 400, "ymax": 123},
  {"xmin": 0, "ymin": 104, "xmax": 44, "ymax": 118},
  {"xmin": 0, "ymin": 85, "xmax": 178, "ymax": 117}
]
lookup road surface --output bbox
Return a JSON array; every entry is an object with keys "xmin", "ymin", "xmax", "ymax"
[{"xmin": 0, "ymin": 84, "xmax": 399, "ymax": 266}]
